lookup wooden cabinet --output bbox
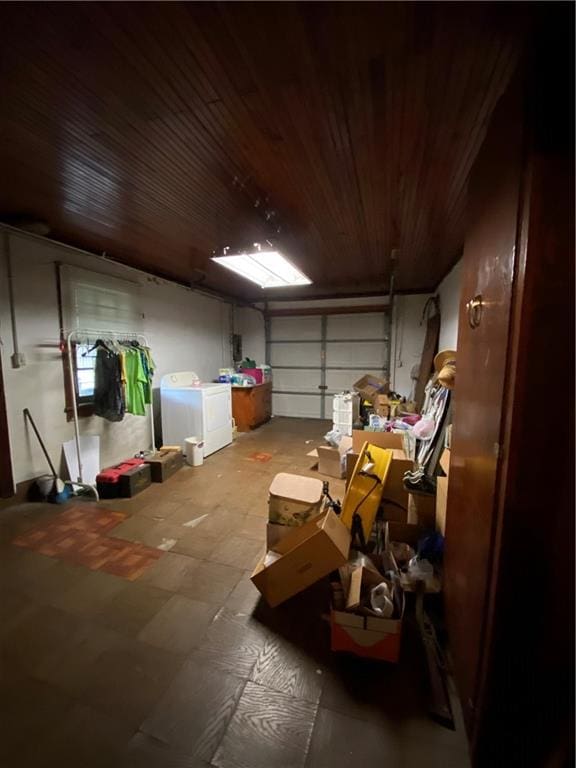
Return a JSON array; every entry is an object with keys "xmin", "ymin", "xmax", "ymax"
[{"xmin": 231, "ymin": 383, "xmax": 272, "ymax": 432}]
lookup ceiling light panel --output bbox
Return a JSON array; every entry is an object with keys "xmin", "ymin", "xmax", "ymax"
[{"xmin": 212, "ymin": 251, "xmax": 311, "ymax": 288}]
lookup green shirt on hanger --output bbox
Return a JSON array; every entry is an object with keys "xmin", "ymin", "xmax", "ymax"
[{"xmin": 124, "ymin": 348, "xmax": 147, "ymax": 416}]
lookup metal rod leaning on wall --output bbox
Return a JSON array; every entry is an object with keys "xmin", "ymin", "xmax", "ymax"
[{"xmin": 65, "ymin": 328, "xmax": 156, "ymax": 497}]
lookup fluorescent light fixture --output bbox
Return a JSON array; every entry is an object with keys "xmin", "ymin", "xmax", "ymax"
[{"xmin": 212, "ymin": 250, "xmax": 311, "ymax": 288}]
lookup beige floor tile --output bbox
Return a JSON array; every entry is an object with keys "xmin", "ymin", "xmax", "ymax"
[
  {"xmin": 138, "ymin": 551, "xmax": 200, "ymax": 591},
  {"xmin": 209, "ymin": 536, "xmax": 264, "ymax": 570},
  {"xmin": 178, "ymin": 560, "xmax": 243, "ymax": 605},
  {"xmin": 138, "ymin": 594, "xmax": 217, "ymax": 654}
]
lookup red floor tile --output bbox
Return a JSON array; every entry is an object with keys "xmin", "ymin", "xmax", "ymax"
[{"xmin": 12, "ymin": 505, "xmax": 163, "ymax": 581}]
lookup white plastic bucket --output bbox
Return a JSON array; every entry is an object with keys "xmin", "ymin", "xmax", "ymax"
[{"xmin": 185, "ymin": 437, "xmax": 204, "ymax": 467}]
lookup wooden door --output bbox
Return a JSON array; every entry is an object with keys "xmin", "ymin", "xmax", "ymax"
[{"xmin": 444, "ymin": 80, "xmax": 525, "ymax": 733}]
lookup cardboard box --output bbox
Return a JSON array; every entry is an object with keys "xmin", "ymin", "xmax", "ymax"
[
  {"xmin": 353, "ymin": 374, "xmax": 389, "ymax": 404},
  {"xmin": 252, "ymin": 509, "xmax": 350, "ymax": 607},
  {"xmin": 345, "ymin": 452, "xmax": 358, "ymax": 487},
  {"xmin": 373, "ymin": 394, "xmax": 390, "ymax": 417},
  {"xmin": 407, "ymin": 493, "xmax": 436, "ymax": 528},
  {"xmin": 316, "ymin": 436, "xmax": 353, "ymax": 479},
  {"xmin": 352, "ymin": 430, "xmax": 404, "ymax": 453},
  {"xmin": 330, "ymin": 611, "xmax": 403, "ymax": 662},
  {"xmin": 330, "ymin": 553, "xmax": 404, "ymax": 662},
  {"xmin": 268, "ymin": 473, "xmax": 324, "ymax": 526},
  {"xmin": 436, "ymin": 476, "xmax": 448, "ymax": 536},
  {"xmin": 439, "ymin": 448, "xmax": 451, "ymax": 475}
]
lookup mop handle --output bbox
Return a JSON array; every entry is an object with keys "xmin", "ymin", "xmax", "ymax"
[{"xmin": 23, "ymin": 408, "xmax": 58, "ymax": 478}]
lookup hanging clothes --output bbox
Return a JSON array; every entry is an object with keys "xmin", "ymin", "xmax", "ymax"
[
  {"xmin": 90, "ymin": 338, "xmax": 154, "ymax": 421},
  {"xmin": 123, "ymin": 347, "xmax": 147, "ymax": 416},
  {"xmin": 139, "ymin": 347, "xmax": 155, "ymax": 406},
  {"xmin": 93, "ymin": 343, "xmax": 125, "ymax": 422}
]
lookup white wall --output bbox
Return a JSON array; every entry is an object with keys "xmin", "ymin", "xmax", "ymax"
[
  {"xmin": 234, "ymin": 306, "xmax": 266, "ymax": 365},
  {"xmin": 389, "ymin": 260, "xmax": 462, "ymax": 398},
  {"xmin": 437, "ymin": 260, "xmax": 462, "ymax": 350},
  {"xmin": 1, "ymin": 230, "xmax": 232, "ymax": 487},
  {"xmin": 390, "ymin": 293, "xmax": 433, "ymax": 398}
]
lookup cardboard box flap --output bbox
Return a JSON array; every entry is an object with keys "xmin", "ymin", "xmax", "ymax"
[
  {"xmin": 352, "ymin": 430, "xmax": 404, "ymax": 453},
  {"xmin": 345, "ymin": 567, "xmax": 363, "ymax": 611},
  {"xmin": 439, "ymin": 448, "xmax": 451, "ymax": 475},
  {"xmin": 269, "ymin": 473, "xmax": 323, "ymax": 504},
  {"xmin": 332, "ymin": 609, "xmax": 365, "ymax": 629},
  {"xmin": 365, "ymin": 615, "xmax": 402, "ymax": 634},
  {"xmin": 353, "ymin": 374, "xmax": 389, "ymax": 401}
]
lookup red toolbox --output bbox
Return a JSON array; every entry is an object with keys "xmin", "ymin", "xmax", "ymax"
[{"xmin": 96, "ymin": 459, "xmax": 146, "ymax": 499}]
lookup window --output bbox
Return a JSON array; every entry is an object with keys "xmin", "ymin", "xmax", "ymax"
[
  {"xmin": 75, "ymin": 344, "xmax": 98, "ymax": 402},
  {"xmin": 58, "ymin": 264, "xmax": 142, "ymax": 419}
]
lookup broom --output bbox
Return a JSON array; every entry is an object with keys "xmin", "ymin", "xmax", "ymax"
[{"xmin": 23, "ymin": 408, "xmax": 71, "ymax": 504}]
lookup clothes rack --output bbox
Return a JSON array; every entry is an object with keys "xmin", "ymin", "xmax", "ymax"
[{"xmin": 66, "ymin": 328, "xmax": 156, "ymax": 497}]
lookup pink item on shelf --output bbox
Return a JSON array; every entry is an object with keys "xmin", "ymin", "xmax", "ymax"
[
  {"xmin": 241, "ymin": 368, "xmax": 263, "ymax": 384},
  {"xmin": 413, "ymin": 417, "xmax": 435, "ymax": 439},
  {"xmin": 402, "ymin": 415, "xmax": 421, "ymax": 426}
]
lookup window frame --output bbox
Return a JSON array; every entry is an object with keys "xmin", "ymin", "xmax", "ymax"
[{"xmin": 62, "ymin": 341, "xmax": 96, "ymax": 420}]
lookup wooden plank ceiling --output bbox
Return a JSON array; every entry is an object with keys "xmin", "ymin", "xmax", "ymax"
[{"xmin": 0, "ymin": 2, "xmax": 526, "ymax": 300}]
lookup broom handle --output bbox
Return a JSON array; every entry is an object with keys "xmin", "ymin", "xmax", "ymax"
[{"xmin": 23, "ymin": 408, "xmax": 58, "ymax": 478}]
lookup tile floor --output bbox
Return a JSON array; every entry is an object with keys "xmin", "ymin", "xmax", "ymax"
[{"xmin": 0, "ymin": 417, "xmax": 470, "ymax": 767}]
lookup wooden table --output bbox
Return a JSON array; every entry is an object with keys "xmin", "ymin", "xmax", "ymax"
[{"xmin": 231, "ymin": 382, "xmax": 272, "ymax": 432}]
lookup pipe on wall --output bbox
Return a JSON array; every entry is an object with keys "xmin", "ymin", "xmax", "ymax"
[{"xmin": 3, "ymin": 231, "xmax": 25, "ymax": 369}]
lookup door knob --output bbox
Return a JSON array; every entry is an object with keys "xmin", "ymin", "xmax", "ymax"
[{"xmin": 466, "ymin": 295, "xmax": 483, "ymax": 329}]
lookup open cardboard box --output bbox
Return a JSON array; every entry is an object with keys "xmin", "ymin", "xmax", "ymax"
[
  {"xmin": 331, "ymin": 551, "xmax": 404, "ymax": 662},
  {"xmin": 353, "ymin": 374, "xmax": 389, "ymax": 404},
  {"xmin": 307, "ymin": 436, "xmax": 353, "ymax": 479},
  {"xmin": 252, "ymin": 508, "xmax": 350, "ymax": 608}
]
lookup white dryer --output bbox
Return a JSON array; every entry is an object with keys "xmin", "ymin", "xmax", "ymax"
[{"xmin": 160, "ymin": 372, "xmax": 232, "ymax": 458}]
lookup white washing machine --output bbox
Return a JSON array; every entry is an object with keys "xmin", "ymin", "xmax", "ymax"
[{"xmin": 160, "ymin": 372, "xmax": 232, "ymax": 458}]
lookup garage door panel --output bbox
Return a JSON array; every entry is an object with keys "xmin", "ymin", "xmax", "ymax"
[
  {"xmin": 270, "ymin": 343, "xmax": 321, "ymax": 367},
  {"xmin": 325, "ymin": 369, "xmax": 385, "ymax": 394},
  {"xmin": 273, "ymin": 368, "xmax": 320, "ymax": 393},
  {"xmin": 272, "ymin": 393, "xmax": 321, "ymax": 418},
  {"xmin": 327, "ymin": 312, "xmax": 388, "ymax": 340},
  {"xmin": 271, "ymin": 316, "xmax": 322, "ymax": 341},
  {"xmin": 326, "ymin": 341, "xmax": 387, "ymax": 368},
  {"xmin": 269, "ymin": 311, "xmax": 389, "ymax": 420}
]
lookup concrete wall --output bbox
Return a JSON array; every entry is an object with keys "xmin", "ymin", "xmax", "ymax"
[
  {"xmin": 389, "ymin": 260, "xmax": 462, "ymax": 398},
  {"xmin": 1, "ymin": 229, "xmax": 232, "ymax": 487},
  {"xmin": 437, "ymin": 260, "xmax": 462, "ymax": 350},
  {"xmin": 234, "ymin": 306, "xmax": 266, "ymax": 365},
  {"xmin": 389, "ymin": 293, "xmax": 433, "ymax": 398}
]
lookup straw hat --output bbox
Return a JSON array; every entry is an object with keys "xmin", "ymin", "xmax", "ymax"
[
  {"xmin": 434, "ymin": 349, "xmax": 456, "ymax": 389},
  {"xmin": 434, "ymin": 349, "xmax": 457, "ymax": 372}
]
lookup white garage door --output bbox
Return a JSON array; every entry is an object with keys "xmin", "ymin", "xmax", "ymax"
[{"xmin": 268, "ymin": 311, "xmax": 390, "ymax": 418}]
